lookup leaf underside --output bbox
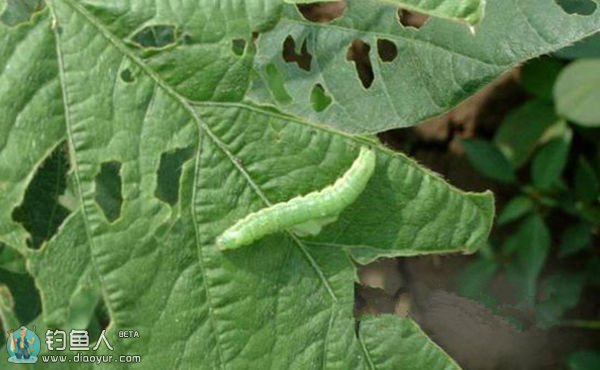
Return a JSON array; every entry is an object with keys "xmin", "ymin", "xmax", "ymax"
[{"xmin": 0, "ymin": 0, "xmax": 598, "ymax": 368}]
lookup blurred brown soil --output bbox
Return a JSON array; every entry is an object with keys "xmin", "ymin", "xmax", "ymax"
[
  {"xmin": 356, "ymin": 254, "xmax": 600, "ymax": 370},
  {"xmin": 363, "ymin": 71, "xmax": 600, "ymax": 369}
]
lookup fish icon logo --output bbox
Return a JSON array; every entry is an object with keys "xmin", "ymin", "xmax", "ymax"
[{"xmin": 6, "ymin": 326, "xmax": 40, "ymax": 364}]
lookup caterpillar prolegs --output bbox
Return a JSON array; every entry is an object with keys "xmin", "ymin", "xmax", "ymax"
[{"xmin": 217, "ymin": 147, "xmax": 376, "ymax": 250}]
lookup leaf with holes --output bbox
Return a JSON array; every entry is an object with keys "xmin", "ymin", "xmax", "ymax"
[
  {"xmin": 0, "ymin": 0, "xmax": 597, "ymax": 369},
  {"xmin": 251, "ymin": 0, "xmax": 600, "ymax": 133}
]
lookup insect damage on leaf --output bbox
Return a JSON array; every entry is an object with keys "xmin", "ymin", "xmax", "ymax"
[
  {"xmin": 12, "ymin": 142, "xmax": 71, "ymax": 249},
  {"xmin": 0, "ymin": 0, "xmax": 44, "ymax": 27},
  {"xmin": 217, "ymin": 146, "xmax": 376, "ymax": 250}
]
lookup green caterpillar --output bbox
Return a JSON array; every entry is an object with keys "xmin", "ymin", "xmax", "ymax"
[{"xmin": 217, "ymin": 147, "xmax": 376, "ymax": 250}]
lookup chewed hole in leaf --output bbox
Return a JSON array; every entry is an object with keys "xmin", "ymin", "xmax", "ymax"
[
  {"xmin": 12, "ymin": 142, "xmax": 71, "ymax": 249},
  {"xmin": 397, "ymin": 8, "xmax": 430, "ymax": 29},
  {"xmin": 120, "ymin": 68, "xmax": 135, "ymax": 83},
  {"xmin": 282, "ymin": 35, "xmax": 312, "ymax": 71},
  {"xmin": 296, "ymin": 1, "xmax": 346, "ymax": 23},
  {"xmin": 65, "ymin": 284, "xmax": 102, "ymax": 329},
  {"xmin": 182, "ymin": 33, "xmax": 193, "ymax": 45},
  {"xmin": 265, "ymin": 63, "xmax": 292, "ymax": 104},
  {"xmin": 130, "ymin": 24, "xmax": 179, "ymax": 49},
  {"xmin": 555, "ymin": 0, "xmax": 597, "ymax": 15},
  {"xmin": 94, "ymin": 161, "xmax": 123, "ymax": 223},
  {"xmin": 0, "ymin": 243, "xmax": 26, "ymax": 274},
  {"xmin": 311, "ymin": 84, "xmax": 332, "ymax": 112},
  {"xmin": 155, "ymin": 146, "xmax": 195, "ymax": 206},
  {"xmin": 0, "ymin": 0, "xmax": 44, "ymax": 27},
  {"xmin": 354, "ymin": 258, "xmax": 407, "ymax": 317},
  {"xmin": 87, "ymin": 295, "xmax": 110, "ymax": 343},
  {"xmin": 377, "ymin": 39, "xmax": 398, "ymax": 62},
  {"xmin": 346, "ymin": 40, "xmax": 374, "ymax": 89},
  {"xmin": 0, "ymin": 267, "xmax": 42, "ymax": 324},
  {"xmin": 231, "ymin": 38, "xmax": 246, "ymax": 56}
]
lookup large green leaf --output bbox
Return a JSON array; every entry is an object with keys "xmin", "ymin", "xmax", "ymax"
[
  {"xmin": 0, "ymin": 0, "xmax": 597, "ymax": 368},
  {"xmin": 252, "ymin": 0, "xmax": 600, "ymax": 132},
  {"xmin": 0, "ymin": 2, "xmax": 492, "ymax": 368}
]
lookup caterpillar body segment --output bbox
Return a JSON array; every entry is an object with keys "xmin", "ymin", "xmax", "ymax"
[{"xmin": 217, "ymin": 147, "xmax": 376, "ymax": 250}]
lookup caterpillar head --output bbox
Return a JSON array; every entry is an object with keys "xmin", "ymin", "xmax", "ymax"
[{"xmin": 216, "ymin": 229, "xmax": 243, "ymax": 250}]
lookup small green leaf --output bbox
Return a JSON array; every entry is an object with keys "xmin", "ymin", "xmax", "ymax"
[
  {"xmin": 520, "ymin": 59, "xmax": 564, "ymax": 100},
  {"xmin": 575, "ymin": 157, "xmax": 600, "ymax": 202},
  {"xmin": 568, "ymin": 351, "xmax": 600, "ymax": 370},
  {"xmin": 457, "ymin": 255, "xmax": 498, "ymax": 305},
  {"xmin": 504, "ymin": 215, "xmax": 551, "ymax": 306},
  {"xmin": 462, "ymin": 138, "xmax": 517, "ymax": 184},
  {"xmin": 560, "ymin": 222, "xmax": 593, "ymax": 257},
  {"xmin": 498, "ymin": 195, "xmax": 535, "ymax": 225},
  {"xmin": 531, "ymin": 131, "xmax": 572, "ymax": 189},
  {"xmin": 494, "ymin": 100, "xmax": 560, "ymax": 167},
  {"xmin": 536, "ymin": 272, "xmax": 585, "ymax": 328},
  {"xmin": 555, "ymin": 59, "xmax": 600, "ymax": 127}
]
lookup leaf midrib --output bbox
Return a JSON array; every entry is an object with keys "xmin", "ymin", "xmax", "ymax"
[{"xmin": 48, "ymin": 0, "xmax": 118, "ymax": 348}]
